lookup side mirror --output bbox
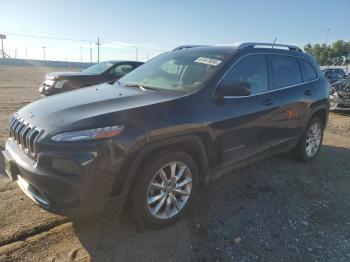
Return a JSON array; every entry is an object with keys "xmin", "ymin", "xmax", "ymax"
[{"xmin": 219, "ymin": 82, "xmax": 252, "ymax": 97}]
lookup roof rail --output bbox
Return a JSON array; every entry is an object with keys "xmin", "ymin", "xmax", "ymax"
[
  {"xmin": 238, "ymin": 42, "xmax": 303, "ymax": 52},
  {"xmin": 172, "ymin": 45, "xmax": 208, "ymax": 51}
]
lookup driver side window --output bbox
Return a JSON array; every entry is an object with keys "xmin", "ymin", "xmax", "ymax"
[
  {"xmin": 222, "ymin": 54, "xmax": 268, "ymax": 95},
  {"xmin": 110, "ymin": 64, "xmax": 134, "ymax": 78}
]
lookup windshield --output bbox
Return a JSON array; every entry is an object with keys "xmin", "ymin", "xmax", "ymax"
[
  {"xmin": 119, "ymin": 49, "xmax": 232, "ymax": 92},
  {"xmin": 82, "ymin": 62, "xmax": 114, "ymax": 75}
]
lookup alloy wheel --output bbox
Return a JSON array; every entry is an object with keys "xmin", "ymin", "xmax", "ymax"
[
  {"xmin": 305, "ymin": 122, "xmax": 322, "ymax": 157},
  {"xmin": 147, "ymin": 161, "xmax": 192, "ymax": 219}
]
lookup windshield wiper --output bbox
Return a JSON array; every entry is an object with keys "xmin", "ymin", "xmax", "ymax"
[{"xmin": 125, "ymin": 84, "xmax": 158, "ymax": 91}]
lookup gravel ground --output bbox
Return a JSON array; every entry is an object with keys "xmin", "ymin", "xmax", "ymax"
[{"xmin": 0, "ymin": 65, "xmax": 349, "ymax": 261}]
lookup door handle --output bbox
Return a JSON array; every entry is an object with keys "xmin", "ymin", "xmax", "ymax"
[
  {"xmin": 262, "ymin": 98, "xmax": 276, "ymax": 106},
  {"xmin": 304, "ymin": 90, "xmax": 314, "ymax": 96}
]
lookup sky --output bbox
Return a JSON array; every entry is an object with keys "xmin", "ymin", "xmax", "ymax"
[{"xmin": 0, "ymin": 0, "xmax": 349, "ymax": 62}]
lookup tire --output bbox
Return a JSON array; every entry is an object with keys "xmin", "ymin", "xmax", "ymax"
[
  {"xmin": 128, "ymin": 149, "xmax": 199, "ymax": 228},
  {"xmin": 294, "ymin": 116, "xmax": 324, "ymax": 162}
]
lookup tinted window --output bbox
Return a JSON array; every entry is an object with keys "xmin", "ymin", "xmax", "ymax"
[
  {"xmin": 270, "ymin": 55, "xmax": 302, "ymax": 89},
  {"xmin": 82, "ymin": 62, "xmax": 114, "ymax": 75},
  {"xmin": 222, "ymin": 54, "xmax": 268, "ymax": 94},
  {"xmin": 110, "ymin": 64, "xmax": 134, "ymax": 78},
  {"xmin": 300, "ymin": 59, "xmax": 318, "ymax": 81}
]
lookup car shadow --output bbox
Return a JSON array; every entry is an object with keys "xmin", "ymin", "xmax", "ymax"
[{"xmin": 72, "ymin": 144, "xmax": 350, "ymax": 261}]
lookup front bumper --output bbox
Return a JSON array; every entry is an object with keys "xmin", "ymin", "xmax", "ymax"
[
  {"xmin": 2, "ymin": 138, "xmax": 129, "ymax": 218},
  {"xmin": 329, "ymin": 95, "xmax": 350, "ymax": 111}
]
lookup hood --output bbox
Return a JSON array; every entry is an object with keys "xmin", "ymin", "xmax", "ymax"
[
  {"xmin": 17, "ymin": 83, "xmax": 182, "ymax": 137},
  {"xmin": 46, "ymin": 71, "xmax": 95, "ymax": 80}
]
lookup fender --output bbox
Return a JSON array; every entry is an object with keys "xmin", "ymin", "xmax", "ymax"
[{"xmin": 307, "ymin": 99, "xmax": 329, "ymax": 127}]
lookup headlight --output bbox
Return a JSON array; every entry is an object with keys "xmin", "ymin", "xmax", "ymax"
[
  {"xmin": 51, "ymin": 126, "xmax": 124, "ymax": 142},
  {"xmin": 44, "ymin": 79, "xmax": 55, "ymax": 86},
  {"xmin": 329, "ymin": 87, "xmax": 337, "ymax": 96},
  {"xmin": 54, "ymin": 80, "xmax": 68, "ymax": 89}
]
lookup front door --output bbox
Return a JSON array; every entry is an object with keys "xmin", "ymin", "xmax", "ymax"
[{"xmin": 211, "ymin": 54, "xmax": 276, "ymax": 166}]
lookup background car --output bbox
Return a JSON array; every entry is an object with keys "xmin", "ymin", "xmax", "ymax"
[
  {"xmin": 39, "ymin": 60, "xmax": 143, "ymax": 96},
  {"xmin": 329, "ymin": 77, "xmax": 350, "ymax": 111},
  {"xmin": 322, "ymin": 68, "xmax": 347, "ymax": 83}
]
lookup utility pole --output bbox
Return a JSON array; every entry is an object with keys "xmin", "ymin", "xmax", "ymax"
[
  {"xmin": 146, "ymin": 52, "xmax": 149, "ymax": 61},
  {"xmin": 135, "ymin": 46, "xmax": 139, "ymax": 61},
  {"xmin": 15, "ymin": 48, "xmax": 17, "ymax": 58},
  {"xmin": 25, "ymin": 47, "xmax": 28, "ymax": 59},
  {"xmin": 0, "ymin": 34, "xmax": 6, "ymax": 59},
  {"xmin": 89, "ymin": 41, "xmax": 92, "ymax": 63},
  {"xmin": 96, "ymin": 37, "xmax": 101, "ymax": 62},
  {"xmin": 325, "ymin": 28, "xmax": 330, "ymax": 45},
  {"xmin": 80, "ymin": 46, "xmax": 83, "ymax": 63},
  {"xmin": 42, "ymin": 46, "xmax": 46, "ymax": 60}
]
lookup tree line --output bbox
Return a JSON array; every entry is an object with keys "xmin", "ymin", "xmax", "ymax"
[{"xmin": 304, "ymin": 40, "xmax": 350, "ymax": 66}]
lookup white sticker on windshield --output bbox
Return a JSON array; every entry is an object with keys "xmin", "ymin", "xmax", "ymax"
[{"xmin": 195, "ymin": 57, "xmax": 222, "ymax": 66}]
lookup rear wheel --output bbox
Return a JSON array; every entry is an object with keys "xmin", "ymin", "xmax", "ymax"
[
  {"xmin": 294, "ymin": 116, "xmax": 324, "ymax": 162},
  {"xmin": 128, "ymin": 150, "xmax": 198, "ymax": 228}
]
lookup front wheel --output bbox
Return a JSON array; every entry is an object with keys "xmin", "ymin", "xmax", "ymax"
[
  {"xmin": 294, "ymin": 116, "xmax": 324, "ymax": 162},
  {"xmin": 128, "ymin": 150, "xmax": 198, "ymax": 228}
]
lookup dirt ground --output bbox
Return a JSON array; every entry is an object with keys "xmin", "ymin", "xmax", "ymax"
[{"xmin": 0, "ymin": 65, "xmax": 350, "ymax": 262}]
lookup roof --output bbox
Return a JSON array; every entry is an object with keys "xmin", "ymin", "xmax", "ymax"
[{"xmin": 172, "ymin": 42, "xmax": 306, "ymax": 57}]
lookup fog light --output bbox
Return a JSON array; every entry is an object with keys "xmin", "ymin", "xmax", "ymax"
[{"xmin": 51, "ymin": 159, "xmax": 81, "ymax": 175}]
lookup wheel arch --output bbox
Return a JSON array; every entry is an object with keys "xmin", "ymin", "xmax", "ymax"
[
  {"xmin": 309, "ymin": 107, "xmax": 329, "ymax": 128},
  {"xmin": 112, "ymin": 134, "xmax": 211, "ymax": 199}
]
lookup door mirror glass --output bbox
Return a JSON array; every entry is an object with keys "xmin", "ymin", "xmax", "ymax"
[{"xmin": 220, "ymin": 82, "xmax": 252, "ymax": 97}]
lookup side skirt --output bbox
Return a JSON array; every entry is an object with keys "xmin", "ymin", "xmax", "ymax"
[{"xmin": 208, "ymin": 141, "xmax": 296, "ymax": 183}]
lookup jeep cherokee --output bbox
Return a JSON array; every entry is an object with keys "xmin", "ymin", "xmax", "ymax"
[{"xmin": 2, "ymin": 43, "xmax": 329, "ymax": 227}]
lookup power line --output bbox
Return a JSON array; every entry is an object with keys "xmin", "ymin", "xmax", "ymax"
[
  {"xmin": 3, "ymin": 32, "xmax": 91, "ymax": 42},
  {"xmin": 1, "ymin": 31, "xmax": 167, "ymax": 62},
  {"xmin": 0, "ymin": 34, "xmax": 6, "ymax": 59},
  {"xmin": 325, "ymin": 28, "xmax": 330, "ymax": 45},
  {"xmin": 3, "ymin": 32, "xmax": 167, "ymax": 52},
  {"xmin": 96, "ymin": 37, "xmax": 101, "ymax": 63},
  {"xmin": 42, "ymin": 46, "xmax": 46, "ymax": 60},
  {"xmin": 89, "ymin": 41, "xmax": 92, "ymax": 63}
]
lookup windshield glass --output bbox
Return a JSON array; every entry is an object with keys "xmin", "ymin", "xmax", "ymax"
[
  {"xmin": 82, "ymin": 62, "xmax": 114, "ymax": 75},
  {"xmin": 119, "ymin": 49, "xmax": 232, "ymax": 92}
]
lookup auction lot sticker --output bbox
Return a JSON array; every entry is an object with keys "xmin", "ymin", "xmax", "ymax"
[{"xmin": 195, "ymin": 57, "xmax": 222, "ymax": 66}]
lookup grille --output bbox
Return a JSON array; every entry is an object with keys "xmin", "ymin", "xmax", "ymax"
[
  {"xmin": 338, "ymin": 92, "xmax": 350, "ymax": 99},
  {"xmin": 9, "ymin": 114, "xmax": 42, "ymax": 157}
]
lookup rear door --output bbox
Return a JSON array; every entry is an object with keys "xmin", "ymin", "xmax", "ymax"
[
  {"xmin": 266, "ymin": 54, "xmax": 317, "ymax": 149},
  {"xmin": 211, "ymin": 54, "xmax": 276, "ymax": 165}
]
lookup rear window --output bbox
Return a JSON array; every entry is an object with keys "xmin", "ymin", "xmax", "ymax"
[
  {"xmin": 270, "ymin": 55, "xmax": 302, "ymax": 89},
  {"xmin": 300, "ymin": 59, "xmax": 318, "ymax": 81}
]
